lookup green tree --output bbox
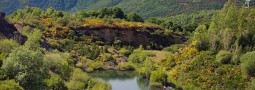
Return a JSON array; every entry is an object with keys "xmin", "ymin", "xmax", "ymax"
[
  {"xmin": 44, "ymin": 7, "xmax": 55, "ymax": 18},
  {"xmin": 1, "ymin": 47, "xmax": 47, "ymax": 89},
  {"xmin": 145, "ymin": 18, "xmax": 163, "ymax": 25},
  {"xmin": 30, "ymin": 7, "xmax": 43, "ymax": 17},
  {"xmin": 24, "ymin": 29, "xmax": 42, "ymax": 50},
  {"xmin": 150, "ymin": 68, "xmax": 168, "ymax": 86},
  {"xmin": 240, "ymin": 51, "xmax": 255, "ymax": 76},
  {"xmin": 98, "ymin": 8, "xmax": 111, "ymax": 18},
  {"xmin": 193, "ymin": 25, "xmax": 209, "ymax": 50},
  {"xmin": 138, "ymin": 58, "xmax": 155, "ymax": 78},
  {"xmin": 76, "ymin": 11, "xmax": 87, "ymax": 18},
  {"xmin": 111, "ymin": 7, "xmax": 125, "ymax": 19},
  {"xmin": 216, "ymin": 50, "xmax": 232, "ymax": 64},
  {"xmin": 126, "ymin": 12, "xmax": 144, "ymax": 22},
  {"xmin": 0, "ymin": 39, "xmax": 19, "ymax": 66}
]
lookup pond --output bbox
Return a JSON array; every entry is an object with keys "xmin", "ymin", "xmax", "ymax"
[{"xmin": 89, "ymin": 71, "xmax": 163, "ymax": 90}]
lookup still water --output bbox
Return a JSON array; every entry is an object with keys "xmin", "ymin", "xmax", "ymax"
[{"xmin": 89, "ymin": 71, "xmax": 163, "ymax": 90}]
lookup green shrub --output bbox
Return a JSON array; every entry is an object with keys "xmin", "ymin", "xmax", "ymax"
[
  {"xmin": 44, "ymin": 52, "xmax": 73, "ymax": 80},
  {"xmin": 119, "ymin": 48, "xmax": 132, "ymax": 57},
  {"xmin": 150, "ymin": 68, "xmax": 168, "ymax": 86},
  {"xmin": 49, "ymin": 41, "xmax": 61, "ymax": 50},
  {"xmin": 128, "ymin": 48, "xmax": 148, "ymax": 63},
  {"xmin": 0, "ymin": 39, "xmax": 19, "ymax": 54},
  {"xmin": 0, "ymin": 80, "xmax": 24, "ymax": 90},
  {"xmin": 59, "ymin": 61, "xmax": 73, "ymax": 80},
  {"xmin": 66, "ymin": 68, "xmax": 110, "ymax": 90},
  {"xmin": 246, "ymin": 78, "xmax": 255, "ymax": 90},
  {"xmin": 86, "ymin": 67, "xmax": 94, "ymax": 72},
  {"xmin": 24, "ymin": 29, "xmax": 42, "ymax": 50},
  {"xmin": 75, "ymin": 62, "xmax": 83, "ymax": 68},
  {"xmin": 232, "ymin": 47, "xmax": 242, "ymax": 64},
  {"xmin": 137, "ymin": 58, "xmax": 155, "ymax": 78},
  {"xmin": 137, "ymin": 67, "xmax": 150, "ymax": 78},
  {"xmin": 104, "ymin": 53, "xmax": 115, "ymax": 62},
  {"xmin": 91, "ymin": 83, "xmax": 111, "ymax": 90},
  {"xmin": 126, "ymin": 12, "xmax": 144, "ymax": 22},
  {"xmin": 44, "ymin": 74, "xmax": 67, "ymax": 90},
  {"xmin": 66, "ymin": 69, "xmax": 90, "ymax": 90},
  {"xmin": 91, "ymin": 61, "xmax": 104, "ymax": 70},
  {"xmin": 117, "ymin": 63, "xmax": 135, "ymax": 71},
  {"xmin": 216, "ymin": 50, "xmax": 232, "ymax": 64},
  {"xmin": 240, "ymin": 51, "xmax": 255, "ymax": 76}
]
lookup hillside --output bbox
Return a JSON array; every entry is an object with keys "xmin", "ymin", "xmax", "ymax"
[
  {"xmin": 0, "ymin": 0, "xmax": 227, "ymax": 18},
  {"xmin": 3, "ymin": 0, "xmax": 255, "ymax": 90}
]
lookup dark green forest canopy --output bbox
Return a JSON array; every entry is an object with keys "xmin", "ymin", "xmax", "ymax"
[{"xmin": 0, "ymin": 0, "xmax": 226, "ymax": 18}]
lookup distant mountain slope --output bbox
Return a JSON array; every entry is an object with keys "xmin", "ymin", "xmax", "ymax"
[{"xmin": 0, "ymin": 0, "xmax": 246, "ymax": 18}]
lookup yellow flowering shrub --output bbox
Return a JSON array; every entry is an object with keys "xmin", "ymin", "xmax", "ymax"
[{"xmin": 41, "ymin": 18, "xmax": 53, "ymax": 27}]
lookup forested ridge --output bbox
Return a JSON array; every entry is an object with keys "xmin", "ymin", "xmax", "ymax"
[
  {"xmin": 1, "ymin": 0, "xmax": 255, "ymax": 90},
  {"xmin": 0, "ymin": 0, "xmax": 226, "ymax": 18}
]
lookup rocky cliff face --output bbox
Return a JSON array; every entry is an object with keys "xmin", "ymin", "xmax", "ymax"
[
  {"xmin": 0, "ymin": 12, "xmax": 27, "ymax": 44},
  {"xmin": 77, "ymin": 28, "xmax": 186, "ymax": 49}
]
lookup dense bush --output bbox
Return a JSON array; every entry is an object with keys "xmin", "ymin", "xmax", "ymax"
[
  {"xmin": 0, "ymin": 39, "xmax": 19, "ymax": 64},
  {"xmin": 240, "ymin": 51, "xmax": 255, "ymax": 76},
  {"xmin": 137, "ymin": 58, "xmax": 155, "ymax": 78},
  {"xmin": 117, "ymin": 63, "xmax": 135, "ymax": 71},
  {"xmin": 44, "ymin": 74, "xmax": 67, "ymax": 90},
  {"xmin": 66, "ymin": 69, "xmax": 110, "ymax": 90},
  {"xmin": 119, "ymin": 48, "xmax": 132, "ymax": 57},
  {"xmin": 193, "ymin": 25, "xmax": 209, "ymax": 51},
  {"xmin": 128, "ymin": 47, "xmax": 148, "ymax": 63},
  {"xmin": 24, "ymin": 29, "xmax": 43, "ymax": 50},
  {"xmin": 150, "ymin": 68, "xmax": 168, "ymax": 87},
  {"xmin": 126, "ymin": 12, "xmax": 144, "ymax": 22},
  {"xmin": 247, "ymin": 78, "xmax": 255, "ymax": 90},
  {"xmin": 174, "ymin": 50, "xmax": 246, "ymax": 89},
  {"xmin": 44, "ymin": 52, "xmax": 73, "ymax": 80},
  {"xmin": 0, "ymin": 80, "xmax": 24, "ymax": 90},
  {"xmin": 0, "ymin": 39, "xmax": 19, "ymax": 54},
  {"xmin": 216, "ymin": 50, "xmax": 232, "ymax": 64},
  {"xmin": 66, "ymin": 69, "xmax": 91, "ymax": 90},
  {"xmin": 2, "ymin": 47, "xmax": 47, "ymax": 89},
  {"xmin": 76, "ymin": 7, "xmax": 125, "ymax": 19}
]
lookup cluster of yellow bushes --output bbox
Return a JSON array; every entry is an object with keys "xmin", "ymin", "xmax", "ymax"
[
  {"xmin": 44, "ymin": 26, "xmax": 69, "ymax": 38},
  {"xmin": 41, "ymin": 18, "xmax": 160, "ymax": 38},
  {"xmin": 41, "ymin": 18, "xmax": 53, "ymax": 27},
  {"xmin": 82, "ymin": 19, "xmax": 159, "ymax": 29}
]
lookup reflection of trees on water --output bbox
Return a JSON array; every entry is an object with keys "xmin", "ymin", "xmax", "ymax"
[
  {"xmin": 89, "ymin": 71, "xmax": 136, "ymax": 81},
  {"xmin": 89, "ymin": 71, "xmax": 163, "ymax": 90},
  {"xmin": 136, "ymin": 77, "xmax": 150, "ymax": 90},
  {"xmin": 136, "ymin": 77, "xmax": 162, "ymax": 90}
]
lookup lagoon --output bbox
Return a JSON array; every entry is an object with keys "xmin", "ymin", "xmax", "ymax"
[{"xmin": 89, "ymin": 71, "xmax": 163, "ymax": 90}]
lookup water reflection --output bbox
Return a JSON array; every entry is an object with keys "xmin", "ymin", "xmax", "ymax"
[{"xmin": 89, "ymin": 71, "xmax": 162, "ymax": 90}]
